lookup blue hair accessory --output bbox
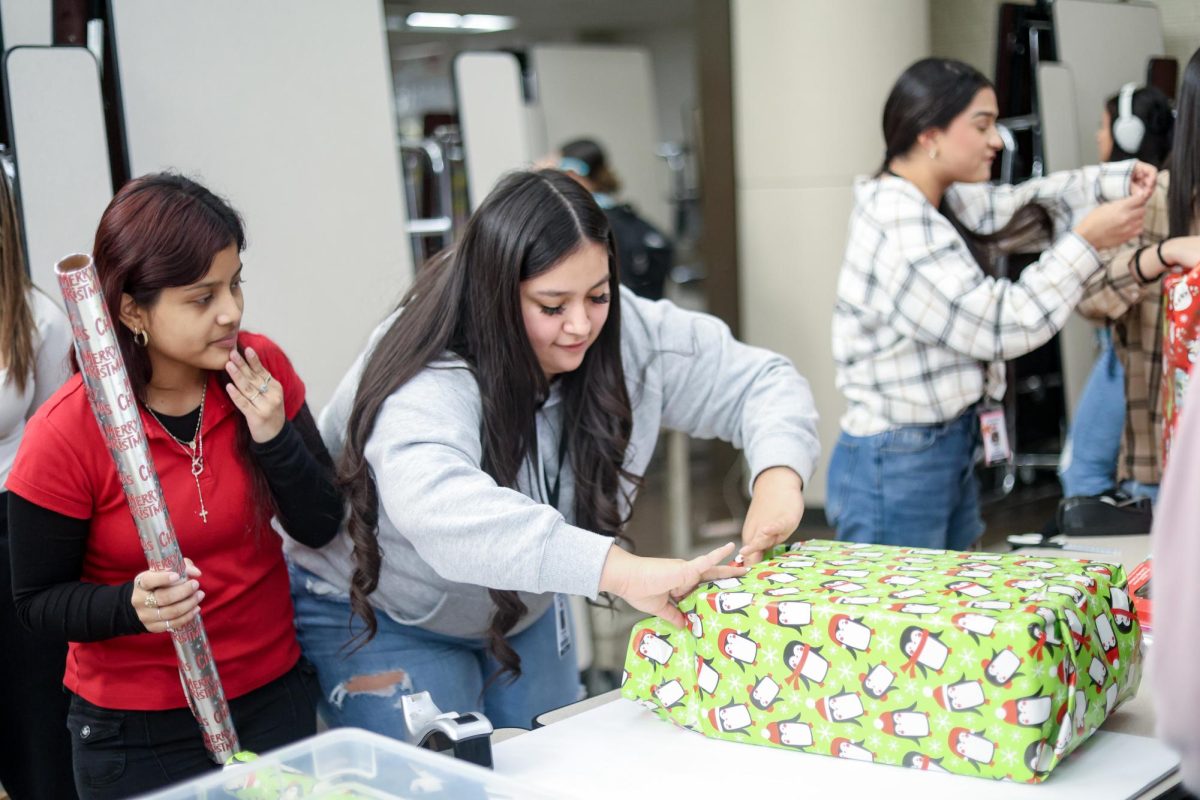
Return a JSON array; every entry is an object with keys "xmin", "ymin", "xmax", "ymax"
[{"xmin": 559, "ymin": 157, "xmax": 590, "ymax": 177}]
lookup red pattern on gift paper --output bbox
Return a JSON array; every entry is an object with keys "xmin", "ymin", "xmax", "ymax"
[
  {"xmin": 785, "ymin": 644, "xmax": 813, "ymax": 689},
  {"xmin": 1028, "ymin": 629, "xmax": 1048, "ymax": 661},
  {"xmin": 901, "ymin": 630, "xmax": 929, "ymax": 677},
  {"xmin": 1161, "ymin": 270, "xmax": 1200, "ymax": 466}
]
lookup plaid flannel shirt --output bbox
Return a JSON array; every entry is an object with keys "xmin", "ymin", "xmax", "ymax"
[
  {"xmin": 1078, "ymin": 170, "xmax": 1174, "ymax": 485},
  {"xmin": 834, "ymin": 161, "xmax": 1134, "ymax": 436}
]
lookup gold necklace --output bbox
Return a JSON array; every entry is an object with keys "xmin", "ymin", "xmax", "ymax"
[{"xmin": 146, "ymin": 384, "xmax": 209, "ymax": 524}]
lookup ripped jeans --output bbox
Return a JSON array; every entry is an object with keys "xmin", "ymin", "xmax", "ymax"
[{"xmin": 288, "ymin": 564, "xmax": 583, "ymax": 735}]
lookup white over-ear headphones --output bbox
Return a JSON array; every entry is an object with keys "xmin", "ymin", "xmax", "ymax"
[{"xmin": 1113, "ymin": 82, "xmax": 1146, "ymax": 155}]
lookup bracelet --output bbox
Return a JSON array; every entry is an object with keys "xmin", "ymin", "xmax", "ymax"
[
  {"xmin": 1157, "ymin": 239, "xmax": 1169, "ymax": 269},
  {"xmin": 1132, "ymin": 245, "xmax": 1150, "ymax": 284}
]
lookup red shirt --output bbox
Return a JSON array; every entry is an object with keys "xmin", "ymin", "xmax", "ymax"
[{"xmin": 8, "ymin": 332, "xmax": 305, "ymax": 710}]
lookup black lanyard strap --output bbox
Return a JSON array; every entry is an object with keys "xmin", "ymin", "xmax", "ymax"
[{"xmin": 542, "ymin": 431, "xmax": 569, "ymax": 509}]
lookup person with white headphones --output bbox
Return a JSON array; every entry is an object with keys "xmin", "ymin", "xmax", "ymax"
[
  {"xmin": 1058, "ymin": 82, "xmax": 1175, "ymax": 505},
  {"xmin": 1078, "ymin": 50, "xmax": 1200, "ymax": 506}
]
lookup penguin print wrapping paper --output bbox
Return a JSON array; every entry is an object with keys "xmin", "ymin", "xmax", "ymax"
[
  {"xmin": 1162, "ymin": 269, "xmax": 1200, "ymax": 467},
  {"xmin": 621, "ymin": 541, "xmax": 1142, "ymax": 783}
]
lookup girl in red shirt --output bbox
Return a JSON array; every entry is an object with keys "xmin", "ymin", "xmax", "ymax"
[{"xmin": 6, "ymin": 174, "xmax": 341, "ymax": 798}]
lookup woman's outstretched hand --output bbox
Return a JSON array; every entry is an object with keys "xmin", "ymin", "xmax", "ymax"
[{"xmin": 600, "ymin": 542, "xmax": 748, "ymax": 628}]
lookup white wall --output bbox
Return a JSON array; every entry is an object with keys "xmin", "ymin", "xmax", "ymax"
[
  {"xmin": 533, "ymin": 45, "xmax": 671, "ymax": 232},
  {"xmin": 111, "ymin": 0, "xmax": 411, "ymax": 409},
  {"xmin": 732, "ymin": 0, "xmax": 930, "ymax": 506},
  {"xmin": 5, "ymin": 47, "xmax": 112, "ymax": 298},
  {"xmin": 0, "ymin": 0, "xmax": 52, "ymax": 48},
  {"xmin": 616, "ymin": 27, "xmax": 697, "ymax": 147}
]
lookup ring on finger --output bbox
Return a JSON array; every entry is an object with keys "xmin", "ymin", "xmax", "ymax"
[
  {"xmin": 144, "ymin": 591, "xmax": 158, "ymax": 609},
  {"xmin": 156, "ymin": 607, "xmax": 162, "ymax": 621},
  {"xmin": 165, "ymin": 619, "xmax": 172, "ymax": 632},
  {"xmin": 257, "ymin": 377, "xmax": 271, "ymax": 394}
]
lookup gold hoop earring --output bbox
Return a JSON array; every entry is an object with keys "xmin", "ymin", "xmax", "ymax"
[{"xmin": 134, "ymin": 328, "xmax": 149, "ymax": 347}]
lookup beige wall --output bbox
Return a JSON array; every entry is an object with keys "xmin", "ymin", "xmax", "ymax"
[{"xmin": 732, "ymin": 0, "xmax": 930, "ymax": 506}]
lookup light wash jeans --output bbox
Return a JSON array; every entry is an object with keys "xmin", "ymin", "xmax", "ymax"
[
  {"xmin": 288, "ymin": 563, "xmax": 582, "ymax": 736},
  {"xmin": 1059, "ymin": 328, "xmax": 1125, "ymax": 497}
]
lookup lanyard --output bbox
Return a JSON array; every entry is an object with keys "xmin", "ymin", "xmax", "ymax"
[{"xmin": 538, "ymin": 431, "xmax": 570, "ymax": 510}]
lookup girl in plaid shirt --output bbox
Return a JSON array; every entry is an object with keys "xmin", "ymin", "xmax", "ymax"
[{"xmin": 828, "ymin": 58, "xmax": 1156, "ymax": 550}]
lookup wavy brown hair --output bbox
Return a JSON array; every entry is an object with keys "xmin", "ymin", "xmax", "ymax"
[{"xmin": 338, "ymin": 169, "xmax": 635, "ymax": 680}]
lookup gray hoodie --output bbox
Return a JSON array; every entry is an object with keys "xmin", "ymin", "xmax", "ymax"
[{"xmin": 286, "ymin": 289, "xmax": 820, "ymax": 639}]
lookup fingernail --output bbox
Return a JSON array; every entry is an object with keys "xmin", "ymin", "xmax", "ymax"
[
  {"xmin": 191, "ymin": 580, "xmax": 200, "ymax": 589},
  {"xmin": 197, "ymin": 590, "xmax": 206, "ymax": 601},
  {"xmin": 245, "ymin": 347, "xmax": 255, "ymax": 358}
]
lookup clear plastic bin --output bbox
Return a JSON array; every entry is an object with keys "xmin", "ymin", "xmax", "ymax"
[{"xmin": 137, "ymin": 727, "xmax": 561, "ymax": 799}]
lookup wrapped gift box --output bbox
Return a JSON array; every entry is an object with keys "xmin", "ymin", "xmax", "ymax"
[
  {"xmin": 1162, "ymin": 269, "xmax": 1200, "ymax": 465},
  {"xmin": 622, "ymin": 541, "xmax": 1142, "ymax": 783}
]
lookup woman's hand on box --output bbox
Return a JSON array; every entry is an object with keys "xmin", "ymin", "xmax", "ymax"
[
  {"xmin": 739, "ymin": 467, "xmax": 805, "ymax": 565},
  {"xmin": 600, "ymin": 542, "xmax": 748, "ymax": 628}
]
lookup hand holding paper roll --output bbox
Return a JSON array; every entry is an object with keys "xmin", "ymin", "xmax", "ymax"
[{"xmin": 131, "ymin": 558, "xmax": 204, "ymax": 634}]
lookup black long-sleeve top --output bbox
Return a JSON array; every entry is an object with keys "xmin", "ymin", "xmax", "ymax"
[{"xmin": 9, "ymin": 402, "xmax": 343, "ymax": 641}]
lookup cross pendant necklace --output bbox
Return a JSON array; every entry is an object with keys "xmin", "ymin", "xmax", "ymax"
[{"xmin": 147, "ymin": 384, "xmax": 209, "ymax": 524}]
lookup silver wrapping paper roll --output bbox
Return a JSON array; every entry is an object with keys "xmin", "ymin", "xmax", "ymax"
[{"xmin": 55, "ymin": 253, "xmax": 240, "ymax": 764}]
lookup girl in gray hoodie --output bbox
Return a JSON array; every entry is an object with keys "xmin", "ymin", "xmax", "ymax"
[{"xmin": 286, "ymin": 169, "xmax": 820, "ymax": 735}]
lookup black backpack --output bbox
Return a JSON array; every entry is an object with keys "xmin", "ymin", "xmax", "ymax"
[{"xmin": 605, "ymin": 204, "xmax": 673, "ymax": 301}]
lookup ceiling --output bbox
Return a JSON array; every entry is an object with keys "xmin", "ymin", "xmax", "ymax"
[{"xmin": 383, "ymin": 0, "xmax": 695, "ymax": 46}]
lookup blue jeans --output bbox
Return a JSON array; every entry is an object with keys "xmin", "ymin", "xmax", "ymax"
[
  {"xmin": 827, "ymin": 410, "xmax": 984, "ymax": 551},
  {"xmin": 289, "ymin": 564, "xmax": 582, "ymax": 735},
  {"xmin": 1059, "ymin": 328, "xmax": 1125, "ymax": 497},
  {"xmin": 1119, "ymin": 479, "xmax": 1159, "ymax": 504}
]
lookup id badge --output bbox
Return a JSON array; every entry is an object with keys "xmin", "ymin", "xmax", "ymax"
[
  {"xmin": 554, "ymin": 593, "xmax": 572, "ymax": 659},
  {"xmin": 978, "ymin": 406, "xmax": 1012, "ymax": 465}
]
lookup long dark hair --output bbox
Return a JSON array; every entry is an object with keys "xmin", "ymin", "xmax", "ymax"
[
  {"xmin": 1169, "ymin": 48, "xmax": 1200, "ymax": 239},
  {"xmin": 0, "ymin": 166, "xmax": 36, "ymax": 392},
  {"xmin": 1105, "ymin": 86, "xmax": 1174, "ymax": 167},
  {"xmin": 90, "ymin": 173, "xmax": 274, "ymax": 526},
  {"xmin": 881, "ymin": 58, "xmax": 1052, "ymax": 270},
  {"xmin": 339, "ymin": 169, "xmax": 635, "ymax": 679}
]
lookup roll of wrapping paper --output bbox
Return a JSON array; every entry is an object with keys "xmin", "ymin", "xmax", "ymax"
[{"xmin": 55, "ymin": 253, "xmax": 240, "ymax": 764}]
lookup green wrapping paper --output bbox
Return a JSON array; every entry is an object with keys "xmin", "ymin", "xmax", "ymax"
[{"xmin": 621, "ymin": 541, "xmax": 1142, "ymax": 783}]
